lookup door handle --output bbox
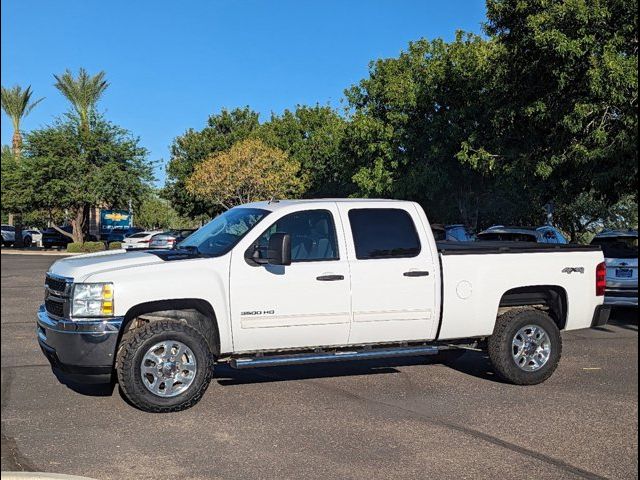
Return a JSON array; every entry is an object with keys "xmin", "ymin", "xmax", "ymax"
[
  {"xmin": 403, "ymin": 270, "xmax": 429, "ymax": 277},
  {"xmin": 316, "ymin": 274, "xmax": 345, "ymax": 281}
]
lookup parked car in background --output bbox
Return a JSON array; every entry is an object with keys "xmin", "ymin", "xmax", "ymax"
[
  {"xmin": 104, "ymin": 227, "xmax": 145, "ymax": 244},
  {"xmin": 42, "ymin": 226, "xmax": 73, "ymax": 249},
  {"xmin": 22, "ymin": 229, "xmax": 43, "ymax": 248},
  {"xmin": 477, "ymin": 225, "xmax": 568, "ymax": 244},
  {"xmin": 1, "ymin": 224, "xmax": 16, "ymax": 246},
  {"xmin": 121, "ymin": 231, "xmax": 163, "ymax": 250},
  {"xmin": 431, "ymin": 224, "xmax": 476, "ymax": 242},
  {"xmin": 2, "ymin": 225, "xmax": 44, "ymax": 247},
  {"xmin": 42, "ymin": 226, "xmax": 97, "ymax": 249},
  {"xmin": 590, "ymin": 230, "xmax": 638, "ymax": 307},
  {"xmin": 149, "ymin": 229, "xmax": 197, "ymax": 249}
]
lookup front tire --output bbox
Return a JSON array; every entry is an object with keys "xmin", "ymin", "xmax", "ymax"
[
  {"xmin": 23, "ymin": 236, "xmax": 32, "ymax": 248},
  {"xmin": 116, "ymin": 319, "xmax": 214, "ymax": 412},
  {"xmin": 488, "ymin": 308, "xmax": 562, "ymax": 385}
]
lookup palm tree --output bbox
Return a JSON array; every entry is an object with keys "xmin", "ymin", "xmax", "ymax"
[
  {"xmin": 53, "ymin": 68, "xmax": 109, "ymax": 132},
  {"xmin": 0, "ymin": 85, "xmax": 44, "ymax": 157}
]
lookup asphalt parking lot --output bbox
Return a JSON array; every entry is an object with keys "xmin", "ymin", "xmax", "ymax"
[{"xmin": 1, "ymin": 253, "xmax": 637, "ymax": 480}]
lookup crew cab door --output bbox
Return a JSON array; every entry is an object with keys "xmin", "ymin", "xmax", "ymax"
[
  {"xmin": 229, "ymin": 205, "xmax": 351, "ymax": 352},
  {"xmin": 338, "ymin": 203, "xmax": 439, "ymax": 344}
]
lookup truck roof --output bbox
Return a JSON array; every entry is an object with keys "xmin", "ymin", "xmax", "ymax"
[{"xmin": 242, "ymin": 198, "xmax": 411, "ymax": 212}]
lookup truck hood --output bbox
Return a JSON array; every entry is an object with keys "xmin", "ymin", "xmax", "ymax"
[{"xmin": 49, "ymin": 249, "xmax": 165, "ymax": 281}]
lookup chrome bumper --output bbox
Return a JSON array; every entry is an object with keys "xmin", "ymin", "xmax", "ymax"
[
  {"xmin": 604, "ymin": 296, "xmax": 638, "ymax": 307},
  {"xmin": 604, "ymin": 287, "xmax": 638, "ymax": 307},
  {"xmin": 36, "ymin": 305, "xmax": 124, "ymax": 375}
]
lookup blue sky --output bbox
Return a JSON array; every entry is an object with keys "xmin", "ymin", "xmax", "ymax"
[{"xmin": 1, "ymin": 0, "xmax": 486, "ymax": 185}]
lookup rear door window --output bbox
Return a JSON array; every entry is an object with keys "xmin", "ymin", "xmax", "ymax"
[{"xmin": 348, "ymin": 208, "xmax": 421, "ymax": 259}]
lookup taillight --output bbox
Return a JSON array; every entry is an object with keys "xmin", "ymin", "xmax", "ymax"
[{"xmin": 596, "ymin": 262, "xmax": 606, "ymax": 296}]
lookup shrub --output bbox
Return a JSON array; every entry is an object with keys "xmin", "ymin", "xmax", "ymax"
[
  {"xmin": 108, "ymin": 242, "xmax": 123, "ymax": 250},
  {"xmin": 66, "ymin": 241, "xmax": 106, "ymax": 253}
]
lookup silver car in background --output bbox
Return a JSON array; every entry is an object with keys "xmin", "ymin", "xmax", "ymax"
[
  {"xmin": 477, "ymin": 225, "xmax": 568, "ymax": 244},
  {"xmin": 591, "ymin": 230, "xmax": 638, "ymax": 307}
]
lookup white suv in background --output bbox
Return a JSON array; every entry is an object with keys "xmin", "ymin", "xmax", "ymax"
[
  {"xmin": 591, "ymin": 230, "xmax": 638, "ymax": 307},
  {"xmin": 1, "ymin": 225, "xmax": 42, "ymax": 247}
]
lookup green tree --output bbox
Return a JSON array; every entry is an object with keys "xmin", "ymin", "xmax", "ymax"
[
  {"xmin": 1, "ymin": 146, "xmax": 26, "ymax": 213},
  {"xmin": 165, "ymin": 107, "xmax": 260, "ymax": 218},
  {"xmin": 479, "ymin": 0, "xmax": 638, "ymax": 226},
  {"xmin": 344, "ymin": 33, "xmax": 508, "ymax": 228},
  {"xmin": 258, "ymin": 105, "xmax": 350, "ymax": 197},
  {"xmin": 555, "ymin": 192, "xmax": 639, "ymax": 243},
  {"xmin": 53, "ymin": 68, "xmax": 109, "ymax": 133},
  {"xmin": 136, "ymin": 193, "xmax": 194, "ymax": 230},
  {"xmin": 19, "ymin": 116, "xmax": 153, "ymax": 243},
  {"xmin": 0, "ymin": 85, "xmax": 44, "ymax": 156}
]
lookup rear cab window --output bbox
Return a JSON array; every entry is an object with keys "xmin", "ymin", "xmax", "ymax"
[{"xmin": 348, "ymin": 208, "xmax": 421, "ymax": 259}]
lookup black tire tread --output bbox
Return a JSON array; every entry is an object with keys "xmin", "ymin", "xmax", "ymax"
[
  {"xmin": 116, "ymin": 319, "xmax": 214, "ymax": 413},
  {"xmin": 488, "ymin": 307, "xmax": 562, "ymax": 385}
]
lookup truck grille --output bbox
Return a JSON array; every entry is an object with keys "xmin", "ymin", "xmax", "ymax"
[
  {"xmin": 44, "ymin": 274, "xmax": 72, "ymax": 318},
  {"xmin": 45, "ymin": 275, "xmax": 67, "ymax": 294},
  {"xmin": 45, "ymin": 297, "xmax": 65, "ymax": 317}
]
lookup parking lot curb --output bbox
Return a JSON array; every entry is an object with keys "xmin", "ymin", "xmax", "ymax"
[
  {"xmin": 0, "ymin": 250, "xmax": 78, "ymax": 256},
  {"xmin": 1, "ymin": 473, "xmax": 96, "ymax": 480}
]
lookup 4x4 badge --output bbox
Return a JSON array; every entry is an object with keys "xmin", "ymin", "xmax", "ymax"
[{"xmin": 562, "ymin": 267, "xmax": 585, "ymax": 274}]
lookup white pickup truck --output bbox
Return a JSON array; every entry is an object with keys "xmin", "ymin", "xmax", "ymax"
[{"xmin": 37, "ymin": 199, "xmax": 610, "ymax": 412}]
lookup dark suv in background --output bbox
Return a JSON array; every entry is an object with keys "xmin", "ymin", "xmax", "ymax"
[{"xmin": 42, "ymin": 226, "xmax": 98, "ymax": 249}]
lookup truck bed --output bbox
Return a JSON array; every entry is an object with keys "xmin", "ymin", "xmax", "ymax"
[
  {"xmin": 436, "ymin": 241, "xmax": 604, "ymax": 340},
  {"xmin": 437, "ymin": 241, "xmax": 602, "ymax": 255}
]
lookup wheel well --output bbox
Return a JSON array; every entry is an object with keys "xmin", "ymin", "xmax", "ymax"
[
  {"xmin": 121, "ymin": 299, "xmax": 220, "ymax": 355},
  {"xmin": 499, "ymin": 286, "xmax": 568, "ymax": 330}
]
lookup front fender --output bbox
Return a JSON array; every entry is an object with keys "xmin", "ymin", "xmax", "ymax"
[{"xmin": 83, "ymin": 255, "xmax": 233, "ymax": 353}]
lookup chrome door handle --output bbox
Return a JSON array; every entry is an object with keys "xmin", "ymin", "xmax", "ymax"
[
  {"xmin": 403, "ymin": 271, "xmax": 429, "ymax": 277},
  {"xmin": 316, "ymin": 275, "xmax": 345, "ymax": 281}
]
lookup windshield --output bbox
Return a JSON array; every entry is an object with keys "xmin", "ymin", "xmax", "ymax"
[
  {"xmin": 591, "ymin": 236, "xmax": 638, "ymax": 259},
  {"xmin": 179, "ymin": 207, "xmax": 270, "ymax": 256}
]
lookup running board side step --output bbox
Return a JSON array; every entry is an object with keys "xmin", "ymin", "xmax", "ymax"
[{"xmin": 230, "ymin": 345, "xmax": 440, "ymax": 369}]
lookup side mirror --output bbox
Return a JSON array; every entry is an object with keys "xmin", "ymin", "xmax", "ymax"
[{"xmin": 267, "ymin": 233, "xmax": 291, "ymax": 266}]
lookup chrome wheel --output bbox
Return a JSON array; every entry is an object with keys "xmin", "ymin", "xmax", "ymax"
[
  {"xmin": 511, "ymin": 324, "xmax": 551, "ymax": 372},
  {"xmin": 140, "ymin": 340, "xmax": 197, "ymax": 397}
]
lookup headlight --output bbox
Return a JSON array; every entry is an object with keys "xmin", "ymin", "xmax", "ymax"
[{"xmin": 72, "ymin": 283, "xmax": 114, "ymax": 318}]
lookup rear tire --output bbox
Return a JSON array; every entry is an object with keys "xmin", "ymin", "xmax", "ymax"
[
  {"xmin": 23, "ymin": 236, "xmax": 32, "ymax": 248},
  {"xmin": 488, "ymin": 308, "xmax": 562, "ymax": 385},
  {"xmin": 116, "ymin": 319, "xmax": 214, "ymax": 412}
]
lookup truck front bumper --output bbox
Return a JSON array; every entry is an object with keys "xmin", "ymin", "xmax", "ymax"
[{"xmin": 36, "ymin": 305, "xmax": 123, "ymax": 379}]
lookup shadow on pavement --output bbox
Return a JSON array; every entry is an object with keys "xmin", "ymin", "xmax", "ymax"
[
  {"xmin": 52, "ymin": 368, "xmax": 115, "ymax": 396},
  {"xmin": 608, "ymin": 306, "xmax": 638, "ymax": 331}
]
